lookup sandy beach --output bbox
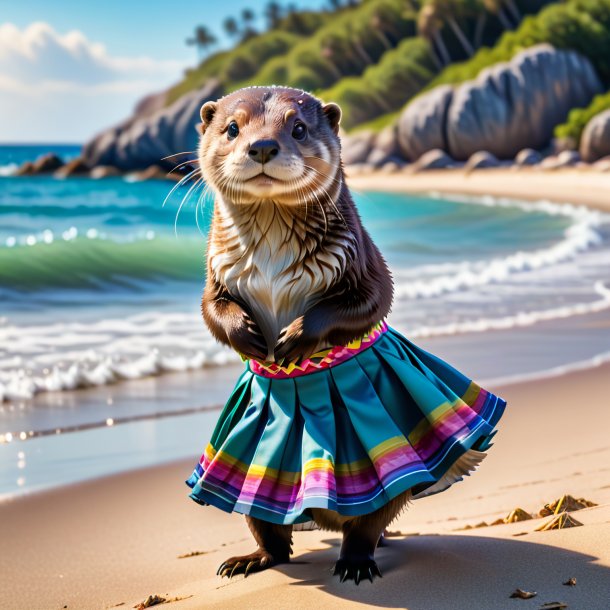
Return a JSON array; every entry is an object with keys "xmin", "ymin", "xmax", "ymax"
[
  {"xmin": 1, "ymin": 360, "xmax": 609, "ymax": 610},
  {"xmin": 2, "ymin": 167, "xmax": 610, "ymax": 609},
  {"xmin": 349, "ymin": 167, "xmax": 610, "ymax": 213}
]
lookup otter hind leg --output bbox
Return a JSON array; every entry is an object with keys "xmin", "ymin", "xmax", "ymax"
[
  {"xmin": 217, "ymin": 515, "xmax": 293, "ymax": 579},
  {"xmin": 334, "ymin": 491, "xmax": 412, "ymax": 584}
]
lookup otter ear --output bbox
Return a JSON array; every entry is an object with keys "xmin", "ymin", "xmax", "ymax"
[
  {"xmin": 322, "ymin": 102, "xmax": 341, "ymax": 135},
  {"xmin": 200, "ymin": 101, "xmax": 218, "ymax": 134}
]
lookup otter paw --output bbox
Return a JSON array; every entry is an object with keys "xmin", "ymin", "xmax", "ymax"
[
  {"xmin": 333, "ymin": 557, "xmax": 382, "ymax": 584},
  {"xmin": 217, "ymin": 550, "xmax": 277, "ymax": 579}
]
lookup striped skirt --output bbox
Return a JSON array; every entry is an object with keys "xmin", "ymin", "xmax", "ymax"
[{"xmin": 186, "ymin": 323, "xmax": 506, "ymax": 524}]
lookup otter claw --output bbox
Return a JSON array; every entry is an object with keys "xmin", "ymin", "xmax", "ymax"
[
  {"xmin": 229, "ymin": 562, "xmax": 243, "ymax": 578},
  {"xmin": 333, "ymin": 557, "xmax": 381, "ymax": 584},
  {"xmin": 244, "ymin": 560, "xmax": 256, "ymax": 578}
]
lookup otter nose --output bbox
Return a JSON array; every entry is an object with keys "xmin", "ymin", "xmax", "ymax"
[{"xmin": 248, "ymin": 139, "xmax": 280, "ymax": 164}]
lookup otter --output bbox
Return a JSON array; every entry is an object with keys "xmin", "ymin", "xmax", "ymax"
[{"xmin": 188, "ymin": 86, "xmax": 506, "ymax": 584}]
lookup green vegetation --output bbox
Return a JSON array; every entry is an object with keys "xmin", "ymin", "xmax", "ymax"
[
  {"xmin": 366, "ymin": 0, "xmax": 610, "ymax": 131},
  {"xmin": 235, "ymin": 0, "xmax": 419, "ymax": 91},
  {"xmin": 166, "ymin": 0, "xmax": 566, "ymax": 132},
  {"xmin": 555, "ymin": 90, "xmax": 610, "ymax": 144},
  {"xmin": 319, "ymin": 37, "xmax": 437, "ymax": 129}
]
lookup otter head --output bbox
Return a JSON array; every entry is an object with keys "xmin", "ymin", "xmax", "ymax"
[{"xmin": 198, "ymin": 86, "xmax": 342, "ymax": 206}]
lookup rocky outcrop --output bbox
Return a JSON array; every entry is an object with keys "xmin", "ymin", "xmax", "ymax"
[
  {"xmin": 54, "ymin": 158, "xmax": 90, "ymax": 178},
  {"xmin": 15, "ymin": 153, "xmax": 64, "ymax": 175},
  {"xmin": 409, "ymin": 149, "xmax": 458, "ymax": 172},
  {"xmin": 398, "ymin": 45, "xmax": 603, "ymax": 161},
  {"xmin": 340, "ymin": 130, "xmax": 376, "ymax": 166},
  {"xmin": 580, "ymin": 109, "xmax": 610, "ymax": 162},
  {"xmin": 398, "ymin": 86, "xmax": 452, "ymax": 161},
  {"xmin": 82, "ymin": 80, "xmax": 222, "ymax": 172},
  {"xmin": 366, "ymin": 125, "xmax": 403, "ymax": 167},
  {"xmin": 540, "ymin": 150, "xmax": 582, "ymax": 170},
  {"xmin": 515, "ymin": 148, "xmax": 543, "ymax": 166},
  {"xmin": 465, "ymin": 151, "xmax": 501, "ymax": 170},
  {"xmin": 90, "ymin": 165, "xmax": 121, "ymax": 179}
]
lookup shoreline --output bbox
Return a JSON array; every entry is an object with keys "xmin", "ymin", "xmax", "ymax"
[
  {"xmin": 3, "ymin": 167, "xmax": 610, "ymax": 501},
  {"xmin": 347, "ymin": 166, "xmax": 610, "ymax": 213},
  {"xmin": 2, "ymin": 362, "xmax": 609, "ymax": 609}
]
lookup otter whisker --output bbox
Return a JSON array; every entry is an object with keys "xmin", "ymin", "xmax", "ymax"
[
  {"xmin": 162, "ymin": 167, "xmax": 199, "ymax": 209},
  {"xmin": 167, "ymin": 158, "xmax": 199, "ymax": 175},
  {"xmin": 175, "ymin": 176, "xmax": 204, "ymax": 237},
  {"xmin": 303, "ymin": 165, "xmax": 347, "ymax": 229},
  {"xmin": 161, "ymin": 150, "xmax": 197, "ymax": 161}
]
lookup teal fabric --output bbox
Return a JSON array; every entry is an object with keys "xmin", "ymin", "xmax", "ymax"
[{"xmin": 187, "ymin": 327, "xmax": 506, "ymax": 524}]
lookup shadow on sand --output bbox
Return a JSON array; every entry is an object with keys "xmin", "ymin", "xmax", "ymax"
[{"xmin": 274, "ymin": 534, "xmax": 610, "ymax": 610}]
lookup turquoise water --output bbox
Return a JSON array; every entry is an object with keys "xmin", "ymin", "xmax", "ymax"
[{"xmin": 2, "ymin": 145, "xmax": 610, "ymax": 496}]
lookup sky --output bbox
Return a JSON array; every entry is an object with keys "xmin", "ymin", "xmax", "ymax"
[{"xmin": 0, "ymin": 0, "xmax": 330, "ymax": 143}]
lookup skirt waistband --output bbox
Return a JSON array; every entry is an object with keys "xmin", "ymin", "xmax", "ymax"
[{"xmin": 248, "ymin": 320, "xmax": 388, "ymax": 379}]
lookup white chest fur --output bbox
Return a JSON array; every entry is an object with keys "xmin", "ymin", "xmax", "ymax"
[{"xmin": 208, "ymin": 198, "xmax": 348, "ymax": 351}]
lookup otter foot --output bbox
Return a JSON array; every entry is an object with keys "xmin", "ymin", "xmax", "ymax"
[
  {"xmin": 217, "ymin": 550, "xmax": 283, "ymax": 579},
  {"xmin": 333, "ymin": 557, "xmax": 382, "ymax": 584}
]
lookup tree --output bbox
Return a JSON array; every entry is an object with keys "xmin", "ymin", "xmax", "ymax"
[
  {"xmin": 264, "ymin": 2, "xmax": 283, "ymax": 29},
  {"xmin": 417, "ymin": 4, "xmax": 451, "ymax": 68},
  {"xmin": 482, "ymin": 0, "xmax": 514, "ymax": 29},
  {"xmin": 435, "ymin": 0, "xmax": 475, "ymax": 58},
  {"xmin": 186, "ymin": 26, "xmax": 217, "ymax": 61},
  {"xmin": 223, "ymin": 17, "xmax": 240, "ymax": 40},
  {"xmin": 241, "ymin": 8, "xmax": 256, "ymax": 26}
]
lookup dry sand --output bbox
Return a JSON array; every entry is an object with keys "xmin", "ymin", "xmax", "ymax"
[
  {"xmin": 348, "ymin": 167, "xmax": 610, "ymax": 213},
  {"xmin": 2, "ymin": 168, "xmax": 610, "ymax": 609},
  {"xmin": 1, "ymin": 361, "xmax": 609, "ymax": 610}
]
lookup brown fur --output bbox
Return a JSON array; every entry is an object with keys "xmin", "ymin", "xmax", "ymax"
[{"xmin": 197, "ymin": 86, "xmax": 397, "ymax": 582}]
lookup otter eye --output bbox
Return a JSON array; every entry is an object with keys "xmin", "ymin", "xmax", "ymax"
[
  {"xmin": 227, "ymin": 121, "xmax": 239, "ymax": 140},
  {"xmin": 292, "ymin": 121, "xmax": 307, "ymax": 141}
]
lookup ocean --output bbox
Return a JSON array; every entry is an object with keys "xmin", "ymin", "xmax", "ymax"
[{"xmin": 2, "ymin": 144, "xmax": 610, "ymax": 497}]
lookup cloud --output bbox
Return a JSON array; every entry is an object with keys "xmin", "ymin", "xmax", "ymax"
[{"xmin": 0, "ymin": 22, "xmax": 186, "ymax": 142}]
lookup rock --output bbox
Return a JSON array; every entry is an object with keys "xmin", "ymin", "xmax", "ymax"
[
  {"xmin": 82, "ymin": 80, "xmax": 221, "ymax": 172},
  {"xmin": 410, "ymin": 149, "xmax": 457, "ymax": 172},
  {"xmin": 366, "ymin": 124, "xmax": 403, "ymax": 167},
  {"xmin": 379, "ymin": 160, "xmax": 404, "ymax": 173},
  {"xmin": 344, "ymin": 162, "xmax": 375, "ymax": 176},
  {"xmin": 397, "ymin": 45, "xmax": 602, "ymax": 161},
  {"xmin": 398, "ymin": 85, "xmax": 453, "ymax": 161},
  {"xmin": 515, "ymin": 148, "xmax": 542, "ymax": 166},
  {"xmin": 540, "ymin": 150, "xmax": 581, "ymax": 170},
  {"xmin": 593, "ymin": 156, "xmax": 610, "ymax": 172},
  {"xmin": 126, "ymin": 165, "xmax": 174, "ymax": 182},
  {"xmin": 15, "ymin": 153, "xmax": 64, "ymax": 175},
  {"xmin": 54, "ymin": 158, "xmax": 90, "ymax": 178},
  {"xmin": 14, "ymin": 161, "xmax": 35, "ymax": 176},
  {"xmin": 580, "ymin": 109, "xmax": 610, "ymax": 162},
  {"xmin": 341, "ymin": 130, "xmax": 376, "ymax": 165},
  {"xmin": 465, "ymin": 151, "xmax": 501, "ymax": 170},
  {"xmin": 90, "ymin": 165, "xmax": 121, "ymax": 179}
]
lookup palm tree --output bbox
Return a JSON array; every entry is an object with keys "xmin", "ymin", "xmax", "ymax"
[
  {"xmin": 370, "ymin": 6, "xmax": 401, "ymax": 50},
  {"xmin": 264, "ymin": 2, "xmax": 283, "ymax": 28},
  {"xmin": 241, "ymin": 8, "xmax": 256, "ymax": 27},
  {"xmin": 482, "ymin": 0, "xmax": 513, "ymax": 29},
  {"xmin": 345, "ymin": 23, "xmax": 374, "ymax": 66},
  {"xmin": 417, "ymin": 4, "xmax": 451, "ymax": 68},
  {"xmin": 435, "ymin": 0, "xmax": 475, "ymax": 58},
  {"xmin": 502, "ymin": 0, "xmax": 521, "ymax": 24},
  {"xmin": 223, "ymin": 17, "xmax": 240, "ymax": 40},
  {"xmin": 186, "ymin": 26, "xmax": 217, "ymax": 61}
]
